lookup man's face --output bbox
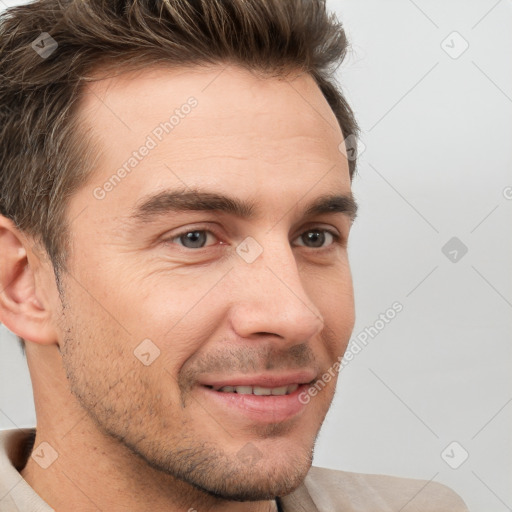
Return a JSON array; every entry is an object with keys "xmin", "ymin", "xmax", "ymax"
[{"xmin": 57, "ymin": 65, "xmax": 355, "ymax": 500}]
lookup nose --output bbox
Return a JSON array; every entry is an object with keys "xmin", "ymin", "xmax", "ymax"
[{"xmin": 228, "ymin": 240, "xmax": 325, "ymax": 345}]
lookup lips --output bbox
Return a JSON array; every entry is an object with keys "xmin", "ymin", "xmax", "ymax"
[
  {"xmin": 208, "ymin": 384, "xmax": 299, "ymax": 395},
  {"xmin": 196, "ymin": 371, "xmax": 317, "ymax": 423},
  {"xmin": 199, "ymin": 370, "xmax": 316, "ymax": 394},
  {"xmin": 197, "ymin": 381, "xmax": 311, "ymax": 425}
]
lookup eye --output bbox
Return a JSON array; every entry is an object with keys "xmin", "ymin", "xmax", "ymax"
[
  {"xmin": 170, "ymin": 230, "xmax": 217, "ymax": 249},
  {"xmin": 165, "ymin": 227, "xmax": 341, "ymax": 250},
  {"xmin": 293, "ymin": 228, "xmax": 339, "ymax": 248}
]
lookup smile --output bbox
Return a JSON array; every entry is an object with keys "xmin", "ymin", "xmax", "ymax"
[
  {"xmin": 197, "ymin": 372, "xmax": 317, "ymax": 423},
  {"xmin": 206, "ymin": 384, "xmax": 300, "ymax": 395}
]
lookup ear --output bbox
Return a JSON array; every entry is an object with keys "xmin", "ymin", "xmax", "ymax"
[{"xmin": 0, "ymin": 215, "xmax": 59, "ymax": 345}]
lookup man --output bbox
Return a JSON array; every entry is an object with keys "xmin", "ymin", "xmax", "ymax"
[{"xmin": 0, "ymin": 1, "xmax": 468, "ymax": 510}]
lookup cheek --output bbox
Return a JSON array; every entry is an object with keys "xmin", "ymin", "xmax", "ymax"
[
  {"xmin": 59, "ymin": 287, "xmax": 184, "ymax": 424},
  {"xmin": 305, "ymin": 264, "xmax": 355, "ymax": 355},
  {"xmin": 140, "ymin": 277, "xmax": 226, "ymax": 341},
  {"xmin": 330, "ymin": 278, "xmax": 355, "ymax": 342},
  {"xmin": 78, "ymin": 256, "xmax": 229, "ymax": 343}
]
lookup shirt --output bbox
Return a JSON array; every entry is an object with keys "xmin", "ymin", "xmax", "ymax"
[{"xmin": 0, "ymin": 428, "xmax": 469, "ymax": 511}]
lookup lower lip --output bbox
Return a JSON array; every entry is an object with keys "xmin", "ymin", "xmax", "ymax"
[{"xmin": 199, "ymin": 385, "xmax": 310, "ymax": 423}]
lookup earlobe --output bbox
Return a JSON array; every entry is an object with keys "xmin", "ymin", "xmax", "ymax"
[{"xmin": 0, "ymin": 216, "xmax": 58, "ymax": 346}]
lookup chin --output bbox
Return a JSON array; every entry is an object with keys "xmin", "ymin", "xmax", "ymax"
[
  {"xmin": 129, "ymin": 432, "xmax": 314, "ymax": 502},
  {"xmin": 193, "ymin": 448, "xmax": 314, "ymax": 501}
]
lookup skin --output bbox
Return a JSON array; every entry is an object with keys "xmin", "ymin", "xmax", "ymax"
[{"xmin": 0, "ymin": 64, "xmax": 356, "ymax": 512}]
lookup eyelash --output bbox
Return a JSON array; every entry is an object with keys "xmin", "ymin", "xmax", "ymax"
[{"xmin": 164, "ymin": 226, "xmax": 343, "ymax": 250}]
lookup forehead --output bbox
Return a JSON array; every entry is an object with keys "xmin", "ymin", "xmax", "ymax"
[
  {"xmin": 71, "ymin": 64, "xmax": 350, "ymax": 222},
  {"xmin": 79, "ymin": 64, "xmax": 341, "ymax": 136}
]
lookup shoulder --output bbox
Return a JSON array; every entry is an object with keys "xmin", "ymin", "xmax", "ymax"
[{"xmin": 282, "ymin": 466, "xmax": 469, "ymax": 512}]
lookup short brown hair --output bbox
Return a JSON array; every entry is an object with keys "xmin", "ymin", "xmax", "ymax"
[{"xmin": 0, "ymin": 0, "xmax": 359, "ymax": 351}]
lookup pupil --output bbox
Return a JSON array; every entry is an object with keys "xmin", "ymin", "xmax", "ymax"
[
  {"xmin": 304, "ymin": 231, "xmax": 324, "ymax": 247},
  {"xmin": 181, "ymin": 231, "xmax": 206, "ymax": 248}
]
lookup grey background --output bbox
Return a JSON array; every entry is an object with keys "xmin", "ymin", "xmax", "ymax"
[{"xmin": 1, "ymin": 1, "xmax": 511, "ymax": 511}]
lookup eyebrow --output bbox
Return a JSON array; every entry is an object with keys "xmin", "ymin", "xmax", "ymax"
[{"xmin": 129, "ymin": 189, "xmax": 358, "ymax": 225}]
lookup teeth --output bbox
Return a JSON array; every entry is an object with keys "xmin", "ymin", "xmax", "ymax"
[
  {"xmin": 216, "ymin": 384, "xmax": 299, "ymax": 395},
  {"xmin": 286, "ymin": 384, "xmax": 299, "ymax": 394},
  {"xmin": 253, "ymin": 386, "xmax": 272, "ymax": 396},
  {"xmin": 234, "ymin": 386, "xmax": 253, "ymax": 395},
  {"xmin": 271, "ymin": 386, "xmax": 288, "ymax": 396}
]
